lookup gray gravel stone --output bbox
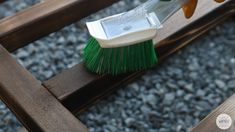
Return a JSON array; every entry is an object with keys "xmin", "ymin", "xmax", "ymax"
[
  {"xmin": 176, "ymin": 90, "xmax": 185, "ymax": 97},
  {"xmin": 164, "ymin": 93, "xmax": 175, "ymax": 102},
  {"xmin": 184, "ymin": 83, "xmax": 194, "ymax": 92},
  {"xmin": 228, "ymin": 79, "xmax": 235, "ymax": 89},
  {"xmin": 143, "ymin": 94, "xmax": 157, "ymax": 106},
  {"xmin": 215, "ymin": 79, "xmax": 226, "ymax": 89},
  {"xmin": 196, "ymin": 89, "xmax": 206, "ymax": 97}
]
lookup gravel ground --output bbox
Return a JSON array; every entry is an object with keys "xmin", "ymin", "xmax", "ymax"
[{"xmin": 0, "ymin": 0, "xmax": 235, "ymax": 132}]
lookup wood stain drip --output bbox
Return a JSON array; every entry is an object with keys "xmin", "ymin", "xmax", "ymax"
[
  {"xmin": 182, "ymin": 0, "xmax": 225, "ymax": 18},
  {"xmin": 182, "ymin": 0, "xmax": 198, "ymax": 18},
  {"xmin": 214, "ymin": 0, "xmax": 225, "ymax": 3}
]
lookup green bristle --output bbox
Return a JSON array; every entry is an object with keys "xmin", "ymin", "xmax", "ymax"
[{"xmin": 83, "ymin": 37, "xmax": 158, "ymax": 75}]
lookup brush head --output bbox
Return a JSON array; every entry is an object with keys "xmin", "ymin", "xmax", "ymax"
[{"xmin": 83, "ymin": 37, "xmax": 158, "ymax": 75}]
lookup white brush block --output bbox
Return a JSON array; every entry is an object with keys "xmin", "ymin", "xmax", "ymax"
[{"xmin": 86, "ymin": 12, "xmax": 163, "ymax": 48}]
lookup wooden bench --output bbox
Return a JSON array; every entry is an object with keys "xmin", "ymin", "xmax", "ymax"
[{"xmin": 0, "ymin": 0, "xmax": 234, "ymax": 131}]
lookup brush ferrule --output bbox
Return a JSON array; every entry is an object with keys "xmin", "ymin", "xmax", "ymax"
[
  {"xmin": 86, "ymin": 12, "xmax": 162, "ymax": 48},
  {"xmin": 86, "ymin": 0, "xmax": 188, "ymax": 48}
]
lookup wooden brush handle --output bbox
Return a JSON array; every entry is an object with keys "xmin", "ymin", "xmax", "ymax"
[{"xmin": 43, "ymin": 0, "xmax": 235, "ymax": 113}]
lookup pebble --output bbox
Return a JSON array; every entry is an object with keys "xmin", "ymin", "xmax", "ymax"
[
  {"xmin": 215, "ymin": 79, "xmax": 226, "ymax": 89},
  {"xmin": 176, "ymin": 90, "xmax": 185, "ymax": 97},
  {"xmin": 124, "ymin": 118, "xmax": 135, "ymax": 125},
  {"xmin": 184, "ymin": 83, "xmax": 194, "ymax": 92},
  {"xmin": 164, "ymin": 93, "xmax": 175, "ymax": 101},
  {"xmin": 143, "ymin": 94, "xmax": 157, "ymax": 106},
  {"xmin": 227, "ymin": 80, "xmax": 235, "ymax": 88},
  {"xmin": 166, "ymin": 82, "xmax": 178, "ymax": 89},
  {"xmin": 196, "ymin": 89, "xmax": 206, "ymax": 97}
]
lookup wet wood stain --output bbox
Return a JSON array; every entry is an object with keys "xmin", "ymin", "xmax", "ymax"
[
  {"xmin": 182, "ymin": 0, "xmax": 225, "ymax": 18},
  {"xmin": 182, "ymin": 0, "xmax": 198, "ymax": 18}
]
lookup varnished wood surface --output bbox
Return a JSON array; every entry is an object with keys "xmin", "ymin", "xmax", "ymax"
[
  {"xmin": 0, "ymin": 0, "xmax": 118, "ymax": 52},
  {"xmin": 0, "ymin": 45, "xmax": 88, "ymax": 131},
  {"xmin": 154, "ymin": 0, "xmax": 233, "ymax": 44},
  {"xmin": 44, "ymin": 63, "xmax": 145, "ymax": 112},
  {"xmin": 0, "ymin": 0, "xmax": 234, "ymax": 131},
  {"xmin": 17, "ymin": 128, "xmax": 27, "ymax": 132},
  {"xmin": 43, "ymin": 0, "xmax": 235, "ymax": 113},
  {"xmin": 191, "ymin": 94, "xmax": 235, "ymax": 132}
]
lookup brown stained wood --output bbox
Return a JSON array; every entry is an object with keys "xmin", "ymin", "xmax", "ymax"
[
  {"xmin": 0, "ymin": 0, "xmax": 118, "ymax": 52},
  {"xmin": 17, "ymin": 128, "xmax": 27, "ymax": 132},
  {"xmin": 44, "ymin": 64, "xmax": 145, "ymax": 112},
  {"xmin": 0, "ymin": 45, "xmax": 88, "ymax": 131},
  {"xmin": 191, "ymin": 94, "xmax": 235, "ymax": 132},
  {"xmin": 43, "ymin": 0, "xmax": 235, "ymax": 113},
  {"xmin": 182, "ymin": 0, "xmax": 198, "ymax": 18},
  {"xmin": 153, "ymin": 0, "xmax": 233, "ymax": 45}
]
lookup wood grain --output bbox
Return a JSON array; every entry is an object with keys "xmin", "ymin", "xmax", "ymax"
[
  {"xmin": 17, "ymin": 128, "xmax": 27, "ymax": 132},
  {"xmin": 43, "ymin": 0, "xmax": 235, "ymax": 113},
  {"xmin": 0, "ymin": 0, "xmax": 233, "ymax": 131},
  {"xmin": 44, "ymin": 63, "xmax": 145, "ymax": 112},
  {"xmin": 0, "ymin": 0, "xmax": 118, "ymax": 52},
  {"xmin": 191, "ymin": 94, "xmax": 235, "ymax": 132},
  {"xmin": 0, "ymin": 45, "xmax": 88, "ymax": 131}
]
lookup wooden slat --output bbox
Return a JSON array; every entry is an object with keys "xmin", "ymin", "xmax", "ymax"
[
  {"xmin": 191, "ymin": 94, "xmax": 235, "ymax": 131},
  {"xmin": 0, "ymin": 0, "xmax": 118, "ymax": 52},
  {"xmin": 43, "ymin": 0, "xmax": 235, "ymax": 113},
  {"xmin": 17, "ymin": 128, "xmax": 27, "ymax": 132},
  {"xmin": 0, "ymin": 45, "xmax": 88, "ymax": 131},
  {"xmin": 44, "ymin": 64, "xmax": 145, "ymax": 112}
]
